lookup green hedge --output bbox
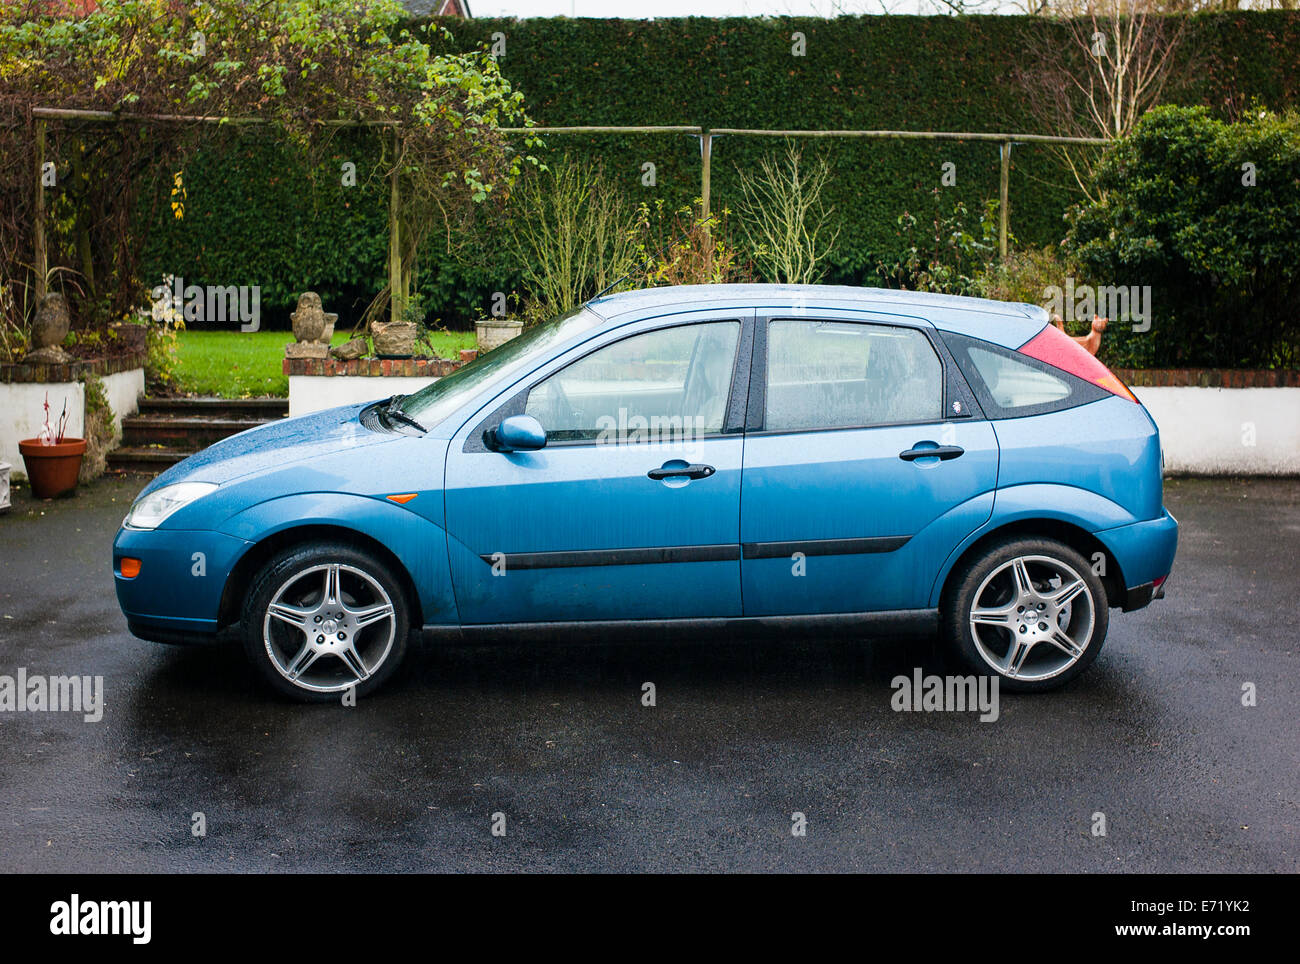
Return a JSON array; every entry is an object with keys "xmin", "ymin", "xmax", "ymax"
[
  {"xmin": 1068, "ymin": 105, "xmax": 1300, "ymax": 369},
  {"xmin": 139, "ymin": 128, "xmax": 390, "ymax": 326},
  {"xmin": 137, "ymin": 13, "xmax": 1300, "ymax": 330}
]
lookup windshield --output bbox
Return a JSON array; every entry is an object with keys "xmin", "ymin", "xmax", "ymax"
[{"xmin": 397, "ymin": 307, "xmax": 605, "ymax": 427}]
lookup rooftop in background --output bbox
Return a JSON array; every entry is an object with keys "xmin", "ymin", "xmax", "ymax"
[{"xmin": 404, "ymin": 0, "xmax": 473, "ymax": 15}]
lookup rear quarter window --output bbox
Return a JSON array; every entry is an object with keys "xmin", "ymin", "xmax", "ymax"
[
  {"xmin": 968, "ymin": 347, "xmax": 1071, "ymax": 408},
  {"xmin": 943, "ymin": 331, "xmax": 1109, "ymax": 419}
]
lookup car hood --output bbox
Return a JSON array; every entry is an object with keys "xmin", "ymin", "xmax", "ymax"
[{"xmin": 140, "ymin": 402, "xmax": 395, "ymax": 495}]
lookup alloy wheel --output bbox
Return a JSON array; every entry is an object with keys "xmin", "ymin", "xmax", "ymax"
[
  {"xmin": 262, "ymin": 562, "xmax": 397, "ymax": 693},
  {"xmin": 967, "ymin": 553, "xmax": 1096, "ymax": 682}
]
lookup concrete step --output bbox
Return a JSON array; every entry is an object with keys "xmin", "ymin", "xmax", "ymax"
[
  {"xmin": 121, "ymin": 415, "xmax": 266, "ymax": 450},
  {"xmin": 107, "ymin": 446, "xmax": 188, "ymax": 471},
  {"xmin": 137, "ymin": 397, "xmax": 288, "ymax": 420},
  {"xmin": 109, "ymin": 396, "xmax": 288, "ymax": 474}
]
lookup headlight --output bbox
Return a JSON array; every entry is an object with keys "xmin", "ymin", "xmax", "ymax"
[{"xmin": 124, "ymin": 482, "xmax": 218, "ymax": 530}]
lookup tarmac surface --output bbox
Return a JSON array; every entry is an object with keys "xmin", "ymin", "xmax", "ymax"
[{"xmin": 0, "ymin": 473, "xmax": 1295, "ymax": 872}]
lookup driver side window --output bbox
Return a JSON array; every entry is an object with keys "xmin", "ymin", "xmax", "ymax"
[{"xmin": 525, "ymin": 321, "xmax": 741, "ymax": 443}]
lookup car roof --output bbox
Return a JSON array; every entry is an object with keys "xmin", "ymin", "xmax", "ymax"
[{"xmin": 586, "ymin": 283, "xmax": 1047, "ymax": 349}]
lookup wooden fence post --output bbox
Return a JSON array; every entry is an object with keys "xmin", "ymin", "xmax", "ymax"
[
  {"xmin": 700, "ymin": 128, "xmax": 712, "ymax": 232},
  {"xmin": 389, "ymin": 132, "xmax": 402, "ymax": 325},
  {"xmin": 999, "ymin": 140, "xmax": 1011, "ymax": 260},
  {"xmin": 34, "ymin": 119, "xmax": 47, "ymax": 301}
]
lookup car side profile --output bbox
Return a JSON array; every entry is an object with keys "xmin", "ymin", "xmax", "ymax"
[{"xmin": 113, "ymin": 284, "xmax": 1178, "ymax": 701}]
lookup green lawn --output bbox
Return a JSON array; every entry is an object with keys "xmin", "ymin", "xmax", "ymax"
[{"xmin": 173, "ymin": 329, "xmax": 476, "ymax": 398}]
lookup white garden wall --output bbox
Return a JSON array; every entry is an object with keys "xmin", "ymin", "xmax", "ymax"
[
  {"xmin": 1, "ymin": 366, "xmax": 144, "ymax": 481},
  {"xmin": 1, "ymin": 380, "xmax": 84, "ymax": 479},
  {"xmin": 103, "ymin": 367, "xmax": 146, "ymax": 436},
  {"xmin": 1134, "ymin": 386, "xmax": 1300, "ymax": 476},
  {"xmin": 288, "ymin": 375, "xmax": 1298, "ymax": 476},
  {"xmin": 288, "ymin": 375, "xmax": 438, "ymax": 418}
]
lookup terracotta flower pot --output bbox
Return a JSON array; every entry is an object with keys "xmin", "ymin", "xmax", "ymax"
[{"xmin": 18, "ymin": 438, "xmax": 87, "ymax": 499}]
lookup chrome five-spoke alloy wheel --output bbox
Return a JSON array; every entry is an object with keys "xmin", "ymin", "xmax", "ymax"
[
  {"xmin": 262, "ymin": 562, "xmax": 397, "ymax": 694},
  {"xmin": 967, "ymin": 553, "xmax": 1096, "ymax": 682}
]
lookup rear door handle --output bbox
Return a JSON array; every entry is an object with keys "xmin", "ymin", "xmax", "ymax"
[
  {"xmin": 899, "ymin": 445, "xmax": 965, "ymax": 462},
  {"xmin": 648, "ymin": 462, "xmax": 716, "ymax": 481}
]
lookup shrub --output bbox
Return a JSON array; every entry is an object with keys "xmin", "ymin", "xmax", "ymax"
[
  {"xmin": 733, "ymin": 143, "xmax": 839, "ymax": 284},
  {"xmin": 876, "ymin": 190, "xmax": 1000, "ymax": 297},
  {"xmin": 634, "ymin": 201, "xmax": 751, "ymax": 288},
  {"xmin": 138, "ymin": 278, "xmax": 185, "ymax": 392},
  {"xmin": 506, "ymin": 157, "xmax": 641, "ymax": 322},
  {"xmin": 78, "ymin": 371, "xmax": 118, "ymax": 482},
  {"xmin": 978, "ymin": 245, "xmax": 1066, "ymax": 306},
  {"xmin": 1066, "ymin": 105, "xmax": 1300, "ymax": 368}
]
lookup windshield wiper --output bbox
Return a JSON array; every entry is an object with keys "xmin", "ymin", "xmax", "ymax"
[{"xmin": 376, "ymin": 394, "xmax": 426, "ymax": 434}]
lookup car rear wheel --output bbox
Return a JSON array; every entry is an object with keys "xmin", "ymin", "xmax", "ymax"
[
  {"xmin": 942, "ymin": 537, "xmax": 1108, "ymax": 693},
  {"xmin": 241, "ymin": 542, "xmax": 410, "ymax": 701}
]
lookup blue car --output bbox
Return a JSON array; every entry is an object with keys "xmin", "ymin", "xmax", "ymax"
[{"xmin": 113, "ymin": 285, "xmax": 1177, "ymax": 700}]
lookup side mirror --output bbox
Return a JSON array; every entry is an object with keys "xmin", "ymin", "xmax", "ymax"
[{"xmin": 486, "ymin": 414, "xmax": 546, "ymax": 453}]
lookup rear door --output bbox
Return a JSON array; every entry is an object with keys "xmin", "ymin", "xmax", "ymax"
[
  {"xmin": 740, "ymin": 312, "xmax": 999, "ymax": 615},
  {"xmin": 444, "ymin": 311, "xmax": 753, "ymax": 625}
]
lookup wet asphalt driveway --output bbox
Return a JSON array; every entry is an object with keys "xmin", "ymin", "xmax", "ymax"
[{"xmin": 0, "ymin": 473, "xmax": 1296, "ymax": 873}]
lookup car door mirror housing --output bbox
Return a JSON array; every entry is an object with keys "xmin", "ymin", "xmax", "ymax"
[{"xmin": 486, "ymin": 414, "xmax": 547, "ymax": 453}]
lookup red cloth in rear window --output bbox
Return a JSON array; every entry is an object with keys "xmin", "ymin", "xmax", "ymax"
[
  {"xmin": 1018, "ymin": 324, "xmax": 1136, "ymax": 402},
  {"xmin": 1018, "ymin": 324, "xmax": 1112, "ymax": 380}
]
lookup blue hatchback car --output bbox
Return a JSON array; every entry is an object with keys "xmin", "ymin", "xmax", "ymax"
[{"xmin": 114, "ymin": 285, "xmax": 1177, "ymax": 700}]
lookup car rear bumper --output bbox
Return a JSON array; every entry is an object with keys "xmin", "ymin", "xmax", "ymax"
[
  {"xmin": 1095, "ymin": 509, "xmax": 1179, "ymax": 610},
  {"xmin": 1121, "ymin": 577, "xmax": 1167, "ymax": 613},
  {"xmin": 126, "ymin": 617, "xmax": 221, "ymax": 645}
]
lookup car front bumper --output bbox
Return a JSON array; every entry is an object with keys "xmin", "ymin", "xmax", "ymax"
[{"xmin": 113, "ymin": 526, "xmax": 251, "ymax": 641}]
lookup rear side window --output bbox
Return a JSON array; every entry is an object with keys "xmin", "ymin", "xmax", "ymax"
[
  {"xmin": 968, "ymin": 347, "xmax": 1070, "ymax": 409},
  {"xmin": 944, "ymin": 331, "xmax": 1109, "ymax": 419},
  {"xmin": 765, "ymin": 320, "xmax": 943, "ymax": 431}
]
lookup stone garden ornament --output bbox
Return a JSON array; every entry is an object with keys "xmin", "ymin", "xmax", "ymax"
[
  {"xmin": 24, "ymin": 292, "xmax": 73, "ymax": 364},
  {"xmin": 285, "ymin": 291, "xmax": 336, "ymax": 359}
]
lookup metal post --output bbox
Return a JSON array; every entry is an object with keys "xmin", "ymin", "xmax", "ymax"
[{"xmin": 999, "ymin": 140, "xmax": 1011, "ymax": 260}]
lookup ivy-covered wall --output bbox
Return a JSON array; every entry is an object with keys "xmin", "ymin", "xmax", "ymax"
[{"xmin": 138, "ymin": 13, "xmax": 1300, "ymax": 329}]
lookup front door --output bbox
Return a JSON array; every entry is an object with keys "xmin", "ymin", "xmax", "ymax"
[{"xmin": 444, "ymin": 314, "xmax": 752, "ymax": 625}]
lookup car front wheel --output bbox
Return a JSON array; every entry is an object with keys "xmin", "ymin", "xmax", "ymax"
[
  {"xmin": 942, "ymin": 537, "xmax": 1109, "ymax": 693},
  {"xmin": 241, "ymin": 542, "xmax": 410, "ymax": 701}
]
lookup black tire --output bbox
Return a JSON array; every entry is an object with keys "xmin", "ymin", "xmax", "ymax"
[
  {"xmin": 941, "ymin": 537, "xmax": 1109, "ymax": 693},
  {"xmin": 241, "ymin": 541, "xmax": 410, "ymax": 702}
]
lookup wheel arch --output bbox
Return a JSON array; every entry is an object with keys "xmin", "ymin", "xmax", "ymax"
[
  {"xmin": 933, "ymin": 518, "xmax": 1126, "ymax": 611},
  {"xmin": 217, "ymin": 524, "xmax": 425, "ymax": 630}
]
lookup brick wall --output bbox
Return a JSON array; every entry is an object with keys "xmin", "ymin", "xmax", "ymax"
[
  {"xmin": 1116, "ymin": 369, "xmax": 1300, "ymax": 388},
  {"xmin": 0, "ymin": 352, "xmax": 147, "ymax": 384},
  {"xmin": 282, "ymin": 357, "xmax": 466, "ymax": 378}
]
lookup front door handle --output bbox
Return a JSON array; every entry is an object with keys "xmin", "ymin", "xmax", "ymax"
[
  {"xmin": 648, "ymin": 462, "xmax": 716, "ymax": 481},
  {"xmin": 899, "ymin": 445, "xmax": 965, "ymax": 462}
]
